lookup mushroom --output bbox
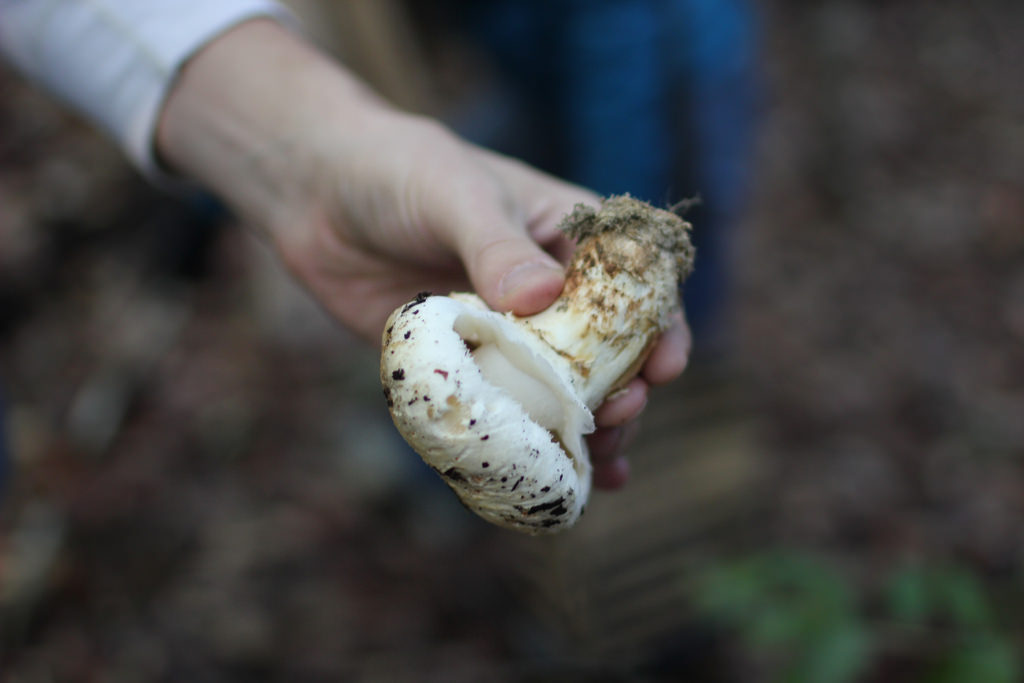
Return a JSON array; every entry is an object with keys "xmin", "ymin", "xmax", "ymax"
[{"xmin": 380, "ymin": 195, "xmax": 695, "ymax": 534}]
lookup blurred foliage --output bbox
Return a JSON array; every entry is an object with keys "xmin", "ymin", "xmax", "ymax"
[
  {"xmin": 693, "ymin": 552, "xmax": 872, "ymax": 683},
  {"xmin": 692, "ymin": 552, "xmax": 1021, "ymax": 683}
]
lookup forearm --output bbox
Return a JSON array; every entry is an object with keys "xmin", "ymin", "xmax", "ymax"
[
  {"xmin": 155, "ymin": 19, "xmax": 389, "ymax": 235},
  {"xmin": 0, "ymin": 0, "xmax": 291, "ymax": 175}
]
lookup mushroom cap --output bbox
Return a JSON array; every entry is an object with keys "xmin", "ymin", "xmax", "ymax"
[{"xmin": 381, "ymin": 293, "xmax": 593, "ymax": 534}]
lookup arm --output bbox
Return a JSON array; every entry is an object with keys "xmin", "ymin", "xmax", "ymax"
[
  {"xmin": 155, "ymin": 19, "xmax": 692, "ymax": 488},
  {"xmin": 155, "ymin": 19, "xmax": 580, "ymax": 339},
  {"xmin": 0, "ymin": 0, "xmax": 291, "ymax": 176},
  {"xmin": 3, "ymin": 10, "xmax": 690, "ymax": 487}
]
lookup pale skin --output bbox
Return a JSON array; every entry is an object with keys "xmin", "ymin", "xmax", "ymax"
[{"xmin": 156, "ymin": 19, "xmax": 691, "ymax": 489}]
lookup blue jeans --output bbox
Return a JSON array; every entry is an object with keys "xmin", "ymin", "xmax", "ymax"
[{"xmin": 453, "ymin": 0, "xmax": 761, "ymax": 345}]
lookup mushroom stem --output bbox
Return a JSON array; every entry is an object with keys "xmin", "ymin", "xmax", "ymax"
[{"xmin": 521, "ymin": 195, "xmax": 695, "ymax": 409}]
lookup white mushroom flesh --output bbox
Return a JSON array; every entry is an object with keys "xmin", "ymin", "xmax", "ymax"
[{"xmin": 470, "ymin": 344, "xmax": 564, "ymax": 432}]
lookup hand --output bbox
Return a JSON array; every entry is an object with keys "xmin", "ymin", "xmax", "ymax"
[
  {"xmin": 156, "ymin": 19, "xmax": 689, "ymax": 488},
  {"xmin": 587, "ymin": 309, "xmax": 691, "ymax": 488}
]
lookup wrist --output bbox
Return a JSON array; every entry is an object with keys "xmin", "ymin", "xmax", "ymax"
[{"xmin": 155, "ymin": 18, "xmax": 386, "ymax": 234}]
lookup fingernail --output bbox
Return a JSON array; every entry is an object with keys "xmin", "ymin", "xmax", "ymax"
[{"xmin": 498, "ymin": 261, "xmax": 563, "ymax": 301}]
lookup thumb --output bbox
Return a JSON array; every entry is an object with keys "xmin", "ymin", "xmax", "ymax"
[{"xmin": 448, "ymin": 203, "xmax": 565, "ymax": 315}]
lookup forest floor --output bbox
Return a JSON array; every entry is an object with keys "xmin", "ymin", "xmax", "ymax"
[{"xmin": 2, "ymin": 2, "xmax": 1022, "ymax": 681}]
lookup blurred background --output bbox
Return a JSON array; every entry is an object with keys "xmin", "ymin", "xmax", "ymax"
[{"xmin": 1, "ymin": 1, "xmax": 1022, "ymax": 681}]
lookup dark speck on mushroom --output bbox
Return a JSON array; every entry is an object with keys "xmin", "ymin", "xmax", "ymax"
[
  {"xmin": 441, "ymin": 467, "xmax": 465, "ymax": 482},
  {"xmin": 482, "ymin": 462, "xmax": 490, "ymax": 468},
  {"xmin": 481, "ymin": 435, "xmax": 489, "ymax": 441},
  {"xmin": 391, "ymin": 369, "xmax": 405, "ymax": 381},
  {"xmin": 401, "ymin": 291, "xmax": 432, "ymax": 314},
  {"xmin": 520, "ymin": 497, "xmax": 566, "ymax": 516}
]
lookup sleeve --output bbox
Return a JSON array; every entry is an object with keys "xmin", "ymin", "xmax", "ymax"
[{"xmin": 0, "ymin": 0, "xmax": 294, "ymax": 178}]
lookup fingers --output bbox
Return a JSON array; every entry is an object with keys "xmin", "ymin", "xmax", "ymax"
[
  {"xmin": 591, "ymin": 313, "xmax": 690, "ymax": 429},
  {"xmin": 449, "ymin": 219, "xmax": 566, "ymax": 316},
  {"xmin": 587, "ymin": 311, "xmax": 692, "ymax": 491},
  {"xmin": 441, "ymin": 144, "xmax": 609, "ymax": 315},
  {"xmin": 587, "ymin": 421, "xmax": 640, "ymax": 490},
  {"xmin": 471, "ymin": 149, "xmax": 598, "ymax": 265},
  {"xmin": 473, "ymin": 149, "xmax": 600, "ymax": 228},
  {"xmin": 495, "ymin": 259, "xmax": 566, "ymax": 314},
  {"xmin": 593, "ymin": 455, "xmax": 630, "ymax": 490},
  {"xmin": 440, "ymin": 177, "xmax": 567, "ymax": 315},
  {"xmin": 594, "ymin": 378, "xmax": 648, "ymax": 427},
  {"xmin": 642, "ymin": 309, "xmax": 692, "ymax": 385},
  {"xmin": 586, "ymin": 378, "xmax": 645, "ymax": 490}
]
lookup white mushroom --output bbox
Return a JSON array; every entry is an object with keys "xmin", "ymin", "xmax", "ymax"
[{"xmin": 380, "ymin": 195, "xmax": 695, "ymax": 534}]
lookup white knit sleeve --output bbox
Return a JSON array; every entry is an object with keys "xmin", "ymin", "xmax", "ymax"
[{"xmin": 0, "ymin": 0, "xmax": 294, "ymax": 178}]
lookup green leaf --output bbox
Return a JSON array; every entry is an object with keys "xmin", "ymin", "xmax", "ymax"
[
  {"xmin": 885, "ymin": 565, "xmax": 932, "ymax": 624},
  {"xmin": 926, "ymin": 637, "xmax": 1019, "ymax": 683},
  {"xmin": 931, "ymin": 568, "xmax": 993, "ymax": 630},
  {"xmin": 783, "ymin": 622, "xmax": 872, "ymax": 683},
  {"xmin": 692, "ymin": 552, "xmax": 872, "ymax": 683},
  {"xmin": 694, "ymin": 559, "xmax": 767, "ymax": 619}
]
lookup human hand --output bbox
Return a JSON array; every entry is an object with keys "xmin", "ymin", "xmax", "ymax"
[{"xmin": 155, "ymin": 19, "xmax": 689, "ymax": 488}]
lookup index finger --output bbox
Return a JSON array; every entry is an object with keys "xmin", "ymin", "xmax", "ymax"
[{"xmin": 642, "ymin": 308, "xmax": 691, "ymax": 385}]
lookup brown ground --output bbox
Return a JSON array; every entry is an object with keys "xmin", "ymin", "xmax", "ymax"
[{"xmin": 2, "ymin": 1, "xmax": 1022, "ymax": 681}]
